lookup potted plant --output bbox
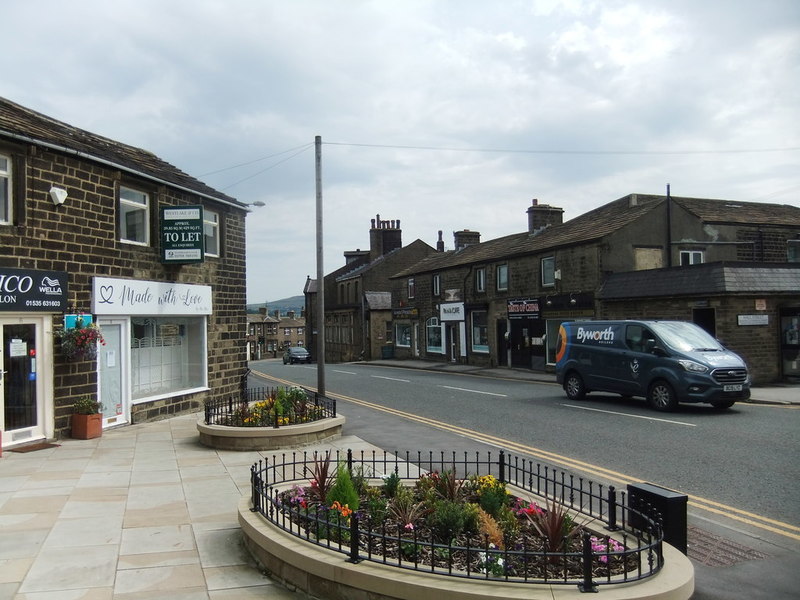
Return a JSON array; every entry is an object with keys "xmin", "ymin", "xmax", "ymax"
[
  {"xmin": 72, "ymin": 396, "xmax": 103, "ymax": 439},
  {"xmin": 60, "ymin": 321, "xmax": 105, "ymax": 361}
]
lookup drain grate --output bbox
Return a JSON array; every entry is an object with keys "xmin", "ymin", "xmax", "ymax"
[{"xmin": 687, "ymin": 525, "xmax": 770, "ymax": 567}]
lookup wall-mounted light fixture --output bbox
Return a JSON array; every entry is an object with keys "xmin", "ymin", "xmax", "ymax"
[
  {"xmin": 545, "ymin": 295, "xmax": 553, "ymax": 306},
  {"xmin": 569, "ymin": 291, "xmax": 581, "ymax": 305},
  {"xmin": 49, "ymin": 186, "xmax": 68, "ymax": 205}
]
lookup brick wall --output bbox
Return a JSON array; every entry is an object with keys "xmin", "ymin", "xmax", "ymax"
[{"xmin": 1, "ymin": 141, "xmax": 248, "ymax": 437}]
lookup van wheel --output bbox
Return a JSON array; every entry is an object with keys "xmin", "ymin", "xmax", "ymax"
[
  {"xmin": 647, "ymin": 381, "xmax": 677, "ymax": 412},
  {"xmin": 564, "ymin": 372, "xmax": 586, "ymax": 400}
]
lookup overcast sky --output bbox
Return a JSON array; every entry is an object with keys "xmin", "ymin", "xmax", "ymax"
[{"xmin": 3, "ymin": 1, "xmax": 799, "ymax": 303}]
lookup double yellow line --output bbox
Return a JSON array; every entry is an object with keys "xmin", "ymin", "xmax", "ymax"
[{"xmin": 253, "ymin": 370, "xmax": 800, "ymax": 541}]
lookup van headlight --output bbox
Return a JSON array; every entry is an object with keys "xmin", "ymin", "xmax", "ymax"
[{"xmin": 677, "ymin": 359, "xmax": 708, "ymax": 373}]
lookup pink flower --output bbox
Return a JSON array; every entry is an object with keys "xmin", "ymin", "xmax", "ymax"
[{"xmin": 404, "ymin": 523, "xmax": 414, "ymax": 531}]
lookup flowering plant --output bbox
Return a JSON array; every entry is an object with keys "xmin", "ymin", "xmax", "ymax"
[{"xmin": 60, "ymin": 322, "xmax": 105, "ymax": 360}]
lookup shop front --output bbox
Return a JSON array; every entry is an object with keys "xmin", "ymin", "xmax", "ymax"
[
  {"xmin": 92, "ymin": 277, "xmax": 212, "ymax": 427},
  {"xmin": 0, "ymin": 267, "xmax": 67, "ymax": 448}
]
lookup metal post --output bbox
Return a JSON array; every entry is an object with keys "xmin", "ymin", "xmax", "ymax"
[
  {"xmin": 577, "ymin": 530, "xmax": 598, "ymax": 593},
  {"xmin": 315, "ymin": 135, "xmax": 326, "ymax": 397},
  {"xmin": 607, "ymin": 485, "xmax": 619, "ymax": 531}
]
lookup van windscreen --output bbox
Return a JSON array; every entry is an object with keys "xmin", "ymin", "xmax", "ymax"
[{"xmin": 650, "ymin": 322, "xmax": 723, "ymax": 352}]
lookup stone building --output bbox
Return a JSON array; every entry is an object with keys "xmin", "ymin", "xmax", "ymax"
[
  {"xmin": 305, "ymin": 216, "xmax": 437, "ymax": 363},
  {"xmin": 0, "ymin": 97, "xmax": 250, "ymax": 447},
  {"xmin": 390, "ymin": 195, "xmax": 800, "ymax": 384}
]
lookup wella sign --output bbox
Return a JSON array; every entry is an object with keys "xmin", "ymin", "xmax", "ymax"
[{"xmin": 92, "ymin": 277, "xmax": 212, "ymax": 316}]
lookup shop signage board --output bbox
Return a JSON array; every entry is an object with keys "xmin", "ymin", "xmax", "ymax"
[
  {"xmin": 160, "ymin": 205, "xmax": 205, "ymax": 263},
  {"xmin": 0, "ymin": 267, "xmax": 68, "ymax": 311},
  {"xmin": 92, "ymin": 277, "xmax": 212, "ymax": 315},
  {"xmin": 440, "ymin": 302, "xmax": 465, "ymax": 321},
  {"xmin": 507, "ymin": 298, "xmax": 540, "ymax": 319}
]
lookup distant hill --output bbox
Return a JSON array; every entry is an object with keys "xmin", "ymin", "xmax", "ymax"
[{"xmin": 247, "ymin": 295, "xmax": 305, "ymax": 315}]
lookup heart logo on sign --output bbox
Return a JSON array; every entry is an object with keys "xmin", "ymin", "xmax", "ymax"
[{"xmin": 99, "ymin": 285, "xmax": 114, "ymax": 304}]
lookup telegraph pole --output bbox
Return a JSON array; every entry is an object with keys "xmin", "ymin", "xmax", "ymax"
[{"xmin": 315, "ymin": 135, "xmax": 325, "ymax": 397}]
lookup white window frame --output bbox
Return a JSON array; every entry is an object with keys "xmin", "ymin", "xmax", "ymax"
[
  {"xmin": 119, "ymin": 186, "xmax": 150, "ymax": 245},
  {"xmin": 475, "ymin": 267, "xmax": 486, "ymax": 293},
  {"xmin": 541, "ymin": 256, "xmax": 555, "ymax": 287},
  {"xmin": 680, "ymin": 250, "xmax": 704, "ymax": 266},
  {"xmin": 0, "ymin": 153, "xmax": 11, "ymax": 225},
  {"xmin": 432, "ymin": 273, "xmax": 441, "ymax": 297},
  {"xmin": 496, "ymin": 264, "xmax": 508, "ymax": 291},
  {"xmin": 408, "ymin": 277, "xmax": 416, "ymax": 299},
  {"xmin": 426, "ymin": 317, "xmax": 443, "ymax": 353},
  {"xmin": 204, "ymin": 208, "xmax": 220, "ymax": 257}
]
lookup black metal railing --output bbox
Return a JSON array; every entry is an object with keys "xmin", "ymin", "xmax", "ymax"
[
  {"xmin": 204, "ymin": 386, "xmax": 336, "ymax": 428},
  {"xmin": 249, "ymin": 449, "xmax": 665, "ymax": 591}
]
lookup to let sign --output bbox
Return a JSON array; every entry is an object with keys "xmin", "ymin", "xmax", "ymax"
[{"xmin": 160, "ymin": 206, "xmax": 204, "ymax": 263}]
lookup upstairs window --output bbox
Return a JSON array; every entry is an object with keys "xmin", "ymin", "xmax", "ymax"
[
  {"xmin": 119, "ymin": 186, "xmax": 150, "ymax": 245},
  {"xmin": 475, "ymin": 267, "xmax": 486, "ymax": 293},
  {"xmin": 408, "ymin": 277, "xmax": 416, "ymax": 299},
  {"xmin": 432, "ymin": 273, "xmax": 441, "ymax": 297},
  {"xmin": 204, "ymin": 209, "xmax": 220, "ymax": 256},
  {"xmin": 541, "ymin": 256, "xmax": 555, "ymax": 287},
  {"xmin": 0, "ymin": 154, "xmax": 10, "ymax": 225},
  {"xmin": 496, "ymin": 264, "xmax": 508, "ymax": 291},
  {"xmin": 788, "ymin": 240, "xmax": 799, "ymax": 263},
  {"xmin": 680, "ymin": 250, "xmax": 703, "ymax": 266}
]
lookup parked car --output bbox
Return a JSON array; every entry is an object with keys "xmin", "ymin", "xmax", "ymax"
[{"xmin": 283, "ymin": 346, "xmax": 311, "ymax": 364}]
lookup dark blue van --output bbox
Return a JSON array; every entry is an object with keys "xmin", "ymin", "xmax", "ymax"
[{"xmin": 555, "ymin": 320, "xmax": 750, "ymax": 411}]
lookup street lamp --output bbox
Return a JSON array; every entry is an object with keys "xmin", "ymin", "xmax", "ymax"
[{"xmin": 242, "ymin": 200, "xmax": 266, "ymax": 211}]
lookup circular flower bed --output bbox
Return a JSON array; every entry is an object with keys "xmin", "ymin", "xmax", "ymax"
[{"xmin": 278, "ymin": 461, "xmax": 636, "ymax": 579}]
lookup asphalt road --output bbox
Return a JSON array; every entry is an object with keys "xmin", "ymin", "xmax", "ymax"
[{"xmin": 249, "ymin": 359, "xmax": 799, "ymax": 599}]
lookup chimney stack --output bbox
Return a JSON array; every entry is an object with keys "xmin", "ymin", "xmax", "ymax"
[
  {"xmin": 369, "ymin": 215, "xmax": 403, "ymax": 261},
  {"xmin": 527, "ymin": 198, "xmax": 564, "ymax": 235},
  {"xmin": 436, "ymin": 230, "xmax": 445, "ymax": 252},
  {"xmin": 453, "ymin": 229, "xmax": 481, "ymax": 251}
]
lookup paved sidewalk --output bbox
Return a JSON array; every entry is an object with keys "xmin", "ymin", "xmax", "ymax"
[{"xmin": 0, "ymin": 415, "xmax": 377, "ymax": 600}]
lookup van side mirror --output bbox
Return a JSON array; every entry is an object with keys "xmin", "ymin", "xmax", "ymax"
[{"xmin": 652, "ymin": 345, "xmax": 668, "ymax": 357}]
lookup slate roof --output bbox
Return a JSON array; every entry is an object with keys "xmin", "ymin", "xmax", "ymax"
[
  {"xmin": 391, "ymin": 194, "xmax": 800, "ymax": 278},
  {"xmin": 0, "ymin": 96, "xmax": 238, "ymax": 205},
  {"xmin": 598, "ymin": 262, "xmax": 800, "ymax": 299}
]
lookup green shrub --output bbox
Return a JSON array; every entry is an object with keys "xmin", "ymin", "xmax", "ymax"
[
  {"xmin": 382, "ymin": 470, "xmax": 401, "ymax": 498},
  {"xmin": 428, "ymin": 500, "xmax": 466, "ymax": 543},
  {"xmin": 327, "ymin": 463, "xmax": 360, "ymax": 512}
]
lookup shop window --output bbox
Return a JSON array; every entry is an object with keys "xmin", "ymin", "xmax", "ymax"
[
  {"xmin": 204, "ymin": 209, "xmax": 220, "ymax": 256},
  {"xmin": 396, "ymin": 323, "xmax": 412, "ymax": 347},
  {"xmin": 497, "ymin": 264, "xmax": 508, "ymax": 291},
  {"xmin": 426, "ymin": 317, "xmax": 442, "ymax": 353},
  {"xmin": 541, "ymin": 256, "xmax": 555, "ymax": 287},
  {"xmin": 0, "ymin": 153, "xmax": 10, "ymax": 225},
  {"xmin": 680, "ymin": 250, "xmax": 703, "ymax": 265},
  {"xmin": 119, "ymin": 186, "xmax": 150, "ymax": 245},
  {"xmin": 130, "ymin": 317, "xmax": 206, "ymax": 399},
  {"xmin": 471, "ymin": 311, "xmax": 489, "ymax": 353}
]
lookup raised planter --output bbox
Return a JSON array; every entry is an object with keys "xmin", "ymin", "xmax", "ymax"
[
  {"xmin": 197, "ymin": 414, "xmax": 345, "ymax": 451},
  {"xmin": 239, "ymin": 449, "xmax": 695, "ymax": 600},
  {"xmin": 238, "ymin": 493, "xmax": 694, "ymax": 600}
]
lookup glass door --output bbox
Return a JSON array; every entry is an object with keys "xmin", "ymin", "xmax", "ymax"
[
  {"xmin": 1, "ymin": 318, "xmax": 46, "ymax": 447},
  {"xmin": 98, "ymin": 319, "xmax": 129, "ymax": 427}
]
